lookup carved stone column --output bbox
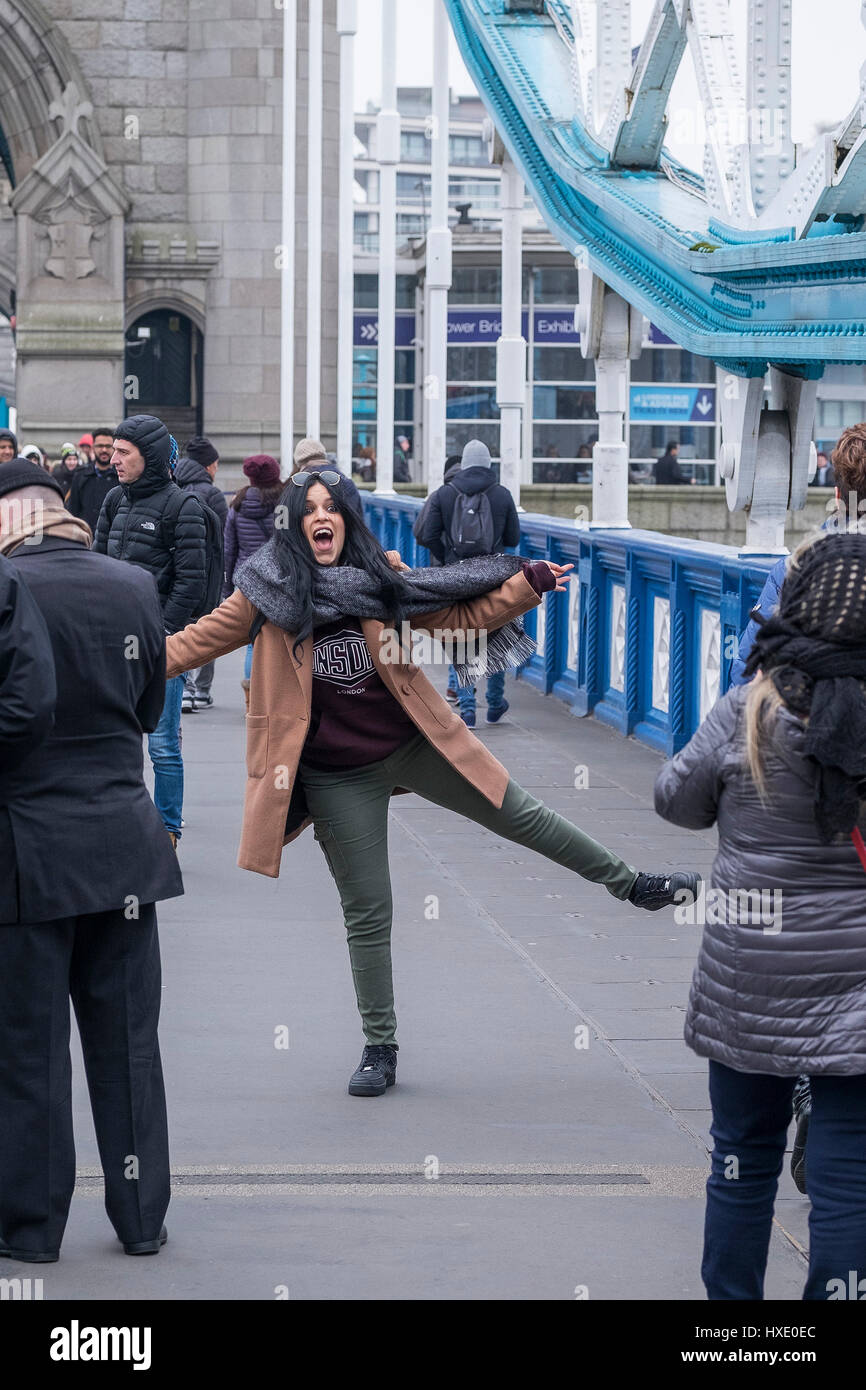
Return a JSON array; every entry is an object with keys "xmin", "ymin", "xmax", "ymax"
[{"xmin": 9, "ymin": 84, "xmax": 130, "ymax": 449}]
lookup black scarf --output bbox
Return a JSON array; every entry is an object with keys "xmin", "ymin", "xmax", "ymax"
[
  {"xmin": 743, "ymin": 614, "xmax": 866, "ymax": 841},
  {"xmin": 235, "ymin": 541, "xmax": 537, "ymax": 684}
]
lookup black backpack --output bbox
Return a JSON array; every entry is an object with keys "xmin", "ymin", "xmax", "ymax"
[
  {"xmin": 105, "ymin": 484, "xmax": 224, "ymax": 620},
  {"xmin": 171, "ymin": 489, "xmax": 224, "ymax": 619},
  {"xmin": 446, "ymin": 481, "xmax": 496, "ymax": 558}
]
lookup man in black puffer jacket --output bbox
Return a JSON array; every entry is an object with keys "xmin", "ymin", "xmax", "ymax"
[{"xmin": 94, "ymin": 414, "xmax": 207, "ymax": 848}]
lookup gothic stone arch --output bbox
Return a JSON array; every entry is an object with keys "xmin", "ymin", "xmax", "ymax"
[
  {"xmin": 1, "ymin": 1, "xmax": 123, "ymax": 442},
  {"xmin": 0, "ymin": 0, "xmax": 102, "ymax": 186}
]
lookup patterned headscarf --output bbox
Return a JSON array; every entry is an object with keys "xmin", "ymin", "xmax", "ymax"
[{"xmin": 744, "ymin": 532, "xmax": 866, "ymax": 840}]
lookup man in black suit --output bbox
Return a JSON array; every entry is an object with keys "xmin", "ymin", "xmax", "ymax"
[
  {"xmin": 0, "ymin": 551, "xmax": 56, "ymax": 770},
  {"xmin": 0, "ymin": 458, "xmax": 183, "ymax": 1263}
]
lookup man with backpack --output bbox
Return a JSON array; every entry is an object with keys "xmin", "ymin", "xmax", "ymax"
[
  {"xmin": 175, "ymin": 436, "xmax": 228, "ymax": 712},
  {"xmin": 93, "ymin": 415, "xmax": 220, "ymax": 848},
  {"xmin": 415, "ymin": 438, "xmax": 521, "ymax": 727}
]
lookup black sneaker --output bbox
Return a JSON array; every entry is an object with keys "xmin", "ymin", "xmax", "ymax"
[
  {"xmin": 348, "ymin": 1044, "xmax": 398, "ymax": 1097},
  {"xmin": 181, "ymin": 692, "xmax": 196, "ymax": 714},
  {"xmin": 791, "ymin": 1075, "xmax": 811, "ymax": 1194},
  {"xmin": 195, "ymin": 694, "xmax": 214, "ymax": 709},
  {"xmin": 628, "ymin": 871, "xmax": 700, "ymax": 912}
]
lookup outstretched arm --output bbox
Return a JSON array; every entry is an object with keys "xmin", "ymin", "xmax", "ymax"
[
  {"xmin": 166, "ymin": 589, "xmax": 256, "ymax": 678},
  {"xmin": 410, "ymin": 562, "xmax": 572, "ymax": 638}
]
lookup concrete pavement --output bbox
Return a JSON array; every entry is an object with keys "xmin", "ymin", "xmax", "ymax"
[{"xmin": 48, "ymin": 648, "xmax": 809, "ymax": 1300}]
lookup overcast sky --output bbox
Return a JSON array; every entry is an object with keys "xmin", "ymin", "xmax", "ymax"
[{"xmin": 354, "ymin": 0, "xmax": 865, "ymax": 160}]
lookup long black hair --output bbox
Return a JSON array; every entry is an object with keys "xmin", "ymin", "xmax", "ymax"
[{"xmin": 272, "ymin": 472, "xmax": 416, "ymax": 659}]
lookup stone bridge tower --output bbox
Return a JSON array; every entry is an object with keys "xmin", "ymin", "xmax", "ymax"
[{"xmin": 0, "ymin": 0, "xmax": 339, "ymax": 466}]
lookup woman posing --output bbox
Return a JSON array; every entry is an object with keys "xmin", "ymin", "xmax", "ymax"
[
  {"xmin": 167, "ymin": 470, "xmax": 698, "ymax": 1096},
  {"xmin": 656, "ymin": 531, "xmax": 866, "ymax": 1300}
]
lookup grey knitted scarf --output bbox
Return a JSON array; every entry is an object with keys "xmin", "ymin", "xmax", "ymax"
[{"xmin": 234, "ymin": 540, "xmax": 537, "ymax": 683}]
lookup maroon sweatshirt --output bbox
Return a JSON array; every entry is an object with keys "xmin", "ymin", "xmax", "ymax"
[{"xmin": 300, "ymin": 561, "xmax": 556, "ymax": 770}]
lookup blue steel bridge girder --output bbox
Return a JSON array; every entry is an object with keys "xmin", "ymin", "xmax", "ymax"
[
  {"xmin": 451, "ymin": 0, "xmax": 866, "ymax": 369},
  {"xmin": 447, "ymin": 0, "xmax": 854, "ymax": 547},
  {"xmin": 610, "ymin": 0, "xmax": 688, "ymax": 168}
]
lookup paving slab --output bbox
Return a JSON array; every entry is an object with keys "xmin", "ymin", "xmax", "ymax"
[{"xmin": 47, "ymin": 648, "xmax": 807, "ymax": 1301}]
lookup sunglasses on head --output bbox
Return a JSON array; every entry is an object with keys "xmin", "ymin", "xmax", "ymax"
[{"xmin": 291, "ymin": 469, "xmax": 342, "ymax": 488}]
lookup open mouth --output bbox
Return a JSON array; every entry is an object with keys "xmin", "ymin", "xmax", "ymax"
[{"xmin": 312, "ymin": 524, "xmax": 334, "ymax": 553}]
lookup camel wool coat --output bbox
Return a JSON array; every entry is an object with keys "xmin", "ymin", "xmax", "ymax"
[{"xmin": 165, "ymin": 556, "xmax": 543, "ymax": 877}]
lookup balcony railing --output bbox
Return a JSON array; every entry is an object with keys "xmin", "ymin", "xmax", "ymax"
[{"xmin": 361, "ymin": 493, "xmax": 774, "ymax": 754}]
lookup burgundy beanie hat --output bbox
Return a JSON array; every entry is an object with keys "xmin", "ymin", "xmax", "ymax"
[{"xmin": 242, "ymin": 453, "xmax": 281, "ymax": 487}]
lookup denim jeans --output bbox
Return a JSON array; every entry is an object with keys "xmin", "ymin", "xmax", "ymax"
[
  {"xmin": 147, "ymin": 674, "xmax": 184, "ymax": 837},
  {"xmin": 243, "ymin": 642, "xmax": 253, "ymax": 681},
  {"xmin": 450, "ymin": 665, "xmax": 506, "ymax": 717},
  {"xmin": 703, "ymin": 1060, "xmax": 866, "ymax": 1300}
]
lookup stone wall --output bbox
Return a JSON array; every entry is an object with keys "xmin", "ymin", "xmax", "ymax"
[
  {"xmin": 514, "ymin": 484, "xmax": 838, "ymax": 548},
  {"xmin": 6, "ymin": 0, "xmax": 339, "ymax": 462},
  {"xmin": 337, "ymin": 481, "xmax": 838, "ymax": 550}
]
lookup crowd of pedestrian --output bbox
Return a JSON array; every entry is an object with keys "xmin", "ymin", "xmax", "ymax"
[{"xmin": 0, "ymin": 410, "xmax": 864, "ymax": 1304}]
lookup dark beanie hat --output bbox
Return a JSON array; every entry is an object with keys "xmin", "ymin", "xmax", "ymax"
[
  {"xmin": 186, "ymin": 435, "xmax": 219, "ymax": 468},
  {"xmin": 243, "ymin": 453, "xmax": 281, "ymax": 487},
  {"xmin": 0, "ymin": 457, "xmax": 65, "ymax": 501},
  {"xmin": 0, "ymin": 428, "xmax": 17, "ymax": 453},
  {"xmin": 114, "ymin": 414, "xmax": 171, "ymax": 473}
]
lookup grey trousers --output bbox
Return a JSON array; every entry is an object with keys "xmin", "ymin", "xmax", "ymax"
[{"xmin": 184, "ymin": 661, "xmax": 215, "ymax": 698}]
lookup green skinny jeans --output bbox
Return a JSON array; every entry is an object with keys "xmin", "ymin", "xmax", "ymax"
[{"xmin": 299, "ymin": 733, "xmax": 636, "ymax": 1046}]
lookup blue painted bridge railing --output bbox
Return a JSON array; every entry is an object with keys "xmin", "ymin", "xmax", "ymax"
[{"xmin": 361, "ymin": 494, "xmax": 774, "ymax": 755}]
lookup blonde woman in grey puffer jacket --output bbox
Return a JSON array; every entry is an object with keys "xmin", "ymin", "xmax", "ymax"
[{"xmin": 655, "ymin": 531, "xmax": 866, "ymax": 1302}]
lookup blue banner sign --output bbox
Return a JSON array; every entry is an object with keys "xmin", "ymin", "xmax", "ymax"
[
  {"xmin": 447, "ymin": 309, "xmax": 580, "ymax": 343},
  {"xmin": 355, "ymin": 309, "xmax": 582, "ymax": 347},
  {"xmin": 533, "ymin": 310, "xmax": 580, "ymax": 342},
  {"xmin": 629, "ymin": 384, "xmax": 716, "ymax": 423},
  {"xmin": 447, "ymin": 310, "xmax": 506, "ymax": 342},
  {"xmin": 353, "ymin": 313, "xmax": 417, "ymax": 347}
]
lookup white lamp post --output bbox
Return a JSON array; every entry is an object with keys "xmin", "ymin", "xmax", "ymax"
[
  {"xmin": 336, "ymin": 0, "xmax": 357, "ymax": 473},
  {"xmin": 424, "ymin": 0, "xmax": 452, "ymax": 495},
  {"xmin": 305, "ymin": 0, "xmax": 324, "ymax": 440},
  {"xmin": 375, "ymin": 0, "xmax": 399, "ymax": 494},
  {"xmin": 497, "ymin": 156, "xmax": 526, "ymax": 507},
  {"xmin": 280, "ymin": 0, "xmax": 297, "ymax": 474}
]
